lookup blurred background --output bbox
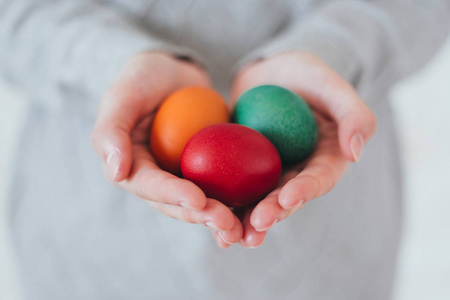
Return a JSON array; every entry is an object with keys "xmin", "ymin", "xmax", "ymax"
[{"xmin": 1, "ymin": 37, "xmax": 450, "ymax": 300}]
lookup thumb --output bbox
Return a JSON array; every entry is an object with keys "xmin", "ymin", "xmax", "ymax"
[
  {"xmin": 91, "ymin": 126, "xmax": 133, "ymax": 183},
  {"xmin": 90, "ymin": 75, "xmax": 161, "ymax": 182},
  {"xmin": 336, "ymin": 105, "xmax": 377, "ymax": 162},
  {"xmin": 322, "ymin": 77, "xmax": 377, "ymax": 162},
  {"xmin": 90, "ymin": 87, "xmax": 137, "ymax": 182}
]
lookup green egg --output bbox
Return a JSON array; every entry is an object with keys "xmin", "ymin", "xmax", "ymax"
[{"xmin": 233, "ymin": 85, "xmax": 318, "ymax": 166}]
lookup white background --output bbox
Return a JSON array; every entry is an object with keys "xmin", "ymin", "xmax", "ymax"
[{"xmin": 1, "ymin": 38, "xmax": 450, "ymax": 299}]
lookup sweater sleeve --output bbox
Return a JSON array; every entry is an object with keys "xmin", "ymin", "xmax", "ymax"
[
  {"xmin": 0, "ymin": 0, "xmax": 201, "ymax": 115},
  {"xmin": 238, "ymin": 0, "xmax": 450, "ymax": 94}
]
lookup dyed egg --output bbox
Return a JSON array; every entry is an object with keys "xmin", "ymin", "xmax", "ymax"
[
  {"xmin": 150, "ymin": 87, "xmax": 229, "ymax": 175},
  {"xmin": 233, "ymin": 85, "xmax": 318, "ymax": 166},
  {"xmin": 181, "ymin": 124, "xmax": 281, "ymax": 208}
]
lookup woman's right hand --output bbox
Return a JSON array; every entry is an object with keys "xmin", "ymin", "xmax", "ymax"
[{"xmin": 91, "ymin": 52, "xmax": 243, "ymax": 248}]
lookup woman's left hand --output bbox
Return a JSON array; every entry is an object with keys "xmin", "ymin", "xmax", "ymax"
[{"xmin": 230, "ymin": 52, "xmax": 377, "ymax": 248}]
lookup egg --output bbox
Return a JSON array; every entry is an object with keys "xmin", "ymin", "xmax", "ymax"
[
  {"xmin": 233, "ymin": 85, "xmax": 318, "ymax": 166},
  {"xmin": 181, "ymin": 123, "xmax": 281, "ymax": 208},
  {"xmin": 150, "ymin": 87, "xmax": 229, "ymax": 175}
]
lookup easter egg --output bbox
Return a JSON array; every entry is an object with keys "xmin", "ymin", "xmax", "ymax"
[
  {"xmin": 233, "ymin": 85, "xmax": 318, "ymax": 166},
  {"xmin": 181, "ymin": 123, "xmax": 281, "ymax": 208},
  {"xmin": 150, "ymin": 87, "xmax": 229, "ymax": 175}
]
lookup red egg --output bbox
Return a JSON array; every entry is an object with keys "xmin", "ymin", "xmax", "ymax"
[{"xmin": 181, "ymin": 124, "xmax": 282, "ymax": 208}]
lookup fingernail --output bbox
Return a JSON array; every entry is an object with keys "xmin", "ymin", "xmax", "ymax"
[
  {"xmin": 255, "ymin": 219, "xmax": 278, "ymax": 232},
  {"xmin": 350, "ymin": 134, "xmax": 364, "ymax": 162},
  {"xmin": 282, "ymin": 198, "xmax": 301, "ymax": 209},
  {"xmin": 218, "ymin": 231, "xmax": 233, "ymax": 245},
  {"xmin": 248, "ymin": 245, "xmax": 262, "ymax": 249},
  {"xmin": 106, "ymin": 150, "xmax": 121, "ymax": 181},
  {"xmin": 204, "ymin": 221, "xmax": 219, "ymax": 230},
  {"xmin": 240, "ymin": 238, "xmax": 262, "ymax": 249},
  {"xmin": 247, "ymin": 242, "xmax": 263, "ymax": 249}
]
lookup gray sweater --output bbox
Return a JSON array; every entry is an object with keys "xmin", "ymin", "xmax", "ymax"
[{"xmin": 1, "ymin": 1, "xmax": 449, "ymax": 299}]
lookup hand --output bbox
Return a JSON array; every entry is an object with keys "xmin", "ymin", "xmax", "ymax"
[
  {"xmin": 91, "ymin": 52, "xmax": 243, "ymax": 248},
  {"xmin": 231, "ymin": 52, "xmax": 377, "ymax": 248}
]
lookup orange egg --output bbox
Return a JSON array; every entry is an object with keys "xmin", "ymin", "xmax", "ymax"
[{"xmin": 150, "ymin": 87, "xmax": 229, "ymax": 175}]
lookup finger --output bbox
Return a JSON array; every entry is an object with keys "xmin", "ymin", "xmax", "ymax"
[
  {"xmin": 211, "ymin": 231, "xmax": 231, "ymax": 249},
  {"xmin": 251, "ymin": 137, "xmax": 348, "ymax": 228},
  {"xmin": 250, "ymin": 190, "xmax": 282, "ymax": 232},
  {"xmin": 91, "ymin": 121, "xmax": 133, "ymax": 182},
  {"xmin": 90, "ymin": 81, "xmax": 166, "ymax": 182},
  {"xmin": 149, "ymin": 199, "xmax": 236, "ymax": 232},
  {"xmin": 118, "ymin": 144, "xmax": 207, "ymax": 210},
  {"xmin": 337, "ymin": 107, "xmax": 377, "ymax": 162},
  {"xmin": 289, "ymin": 65, "xmax": 377, "ymax": 163},
  {"xmin": 312, "ymin": 74, "xmax": 377, "ymax": 162},
  {"xmin": 250, "ymin": 189, "xmax": 305, "ymax": 232},
  {"xmin": 278, "ymin": 152, "xmax": 349, "ymax": 210},
  {"xmin": 240, "ymin": 208, "xmax": 267, "ymax": 248},
  {"xmin": 215, "ymin": 214, "xmax": 244, "ymax": 246},
  {"xmin": 280, "ymin": 74, "xmax": 376, "ymax": 162}
]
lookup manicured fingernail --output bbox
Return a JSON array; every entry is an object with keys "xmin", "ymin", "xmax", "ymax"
[
  {"xmin": 106, "ymin": 150, "xmax": 121, "ymax": 181},
  {"xmin": 350, "ymin": 134, "xmax": 364, "ymax": 162},
  {"xmin": 240, "ymin": 238, "xmax": 262, "ymax": 249},
  {"xmin": 282, "ymin": 198, "xmax": 301, "ymax": 209},
  {"xmin": 255, "ymin": 219, "xmax": 278, "ymax": 232},
  {"xmin": 247, "ymin": 242, "xmax": 263, "ymax": 249},
  {"xmin": 248, "ymin": 245, "xmax": 262, "ymax": 249},
  {"xmin": 204, "ymin": 221, "xmax": 219, "ymax": 230},
  {"xmin": 218, "ymin": 231, "xmax": 233, "ymax": 245}
]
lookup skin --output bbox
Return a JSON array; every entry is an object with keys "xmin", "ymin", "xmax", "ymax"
[
  {"xmin": 91, "ymin": 52, "xmax": 243, "ymax": 245},
  {"xmin": 91, "ymin": 51, "xmax": 376, "ymax": 249},
  {"xmin": 229, "ymin": 52, "xmax": 376, "ymax": 248}
]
